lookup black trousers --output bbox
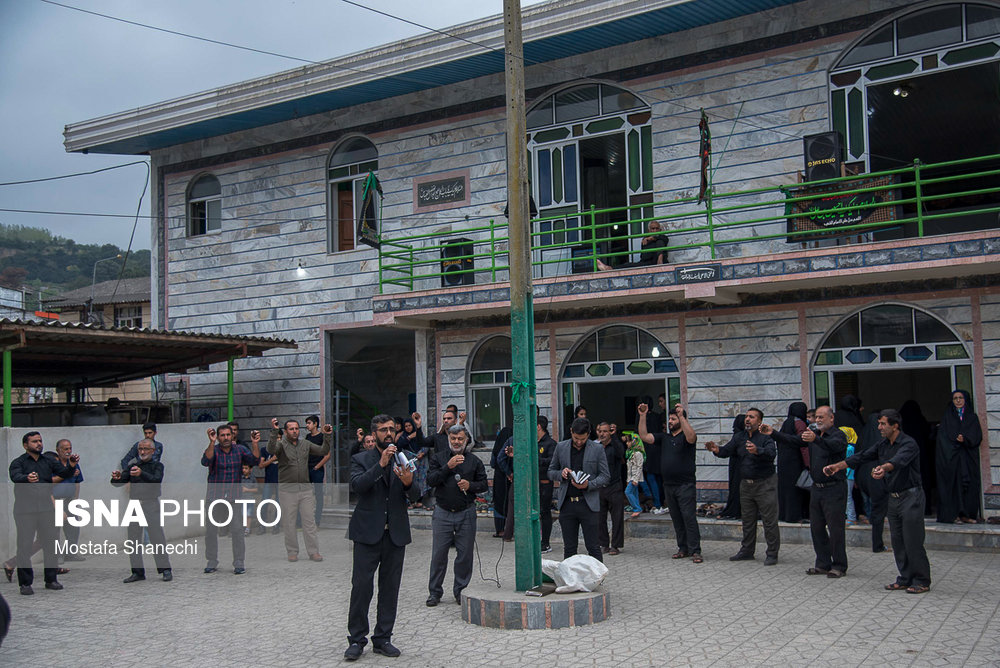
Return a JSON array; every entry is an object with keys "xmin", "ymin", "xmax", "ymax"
[
  {"xmin": 539, "ymin": 481, "xmax": 554, "ymax": 547},
  {"xmin": 663, "ymin": 482, "xmax": 701, "ymax": 555},
  {"xmin": 809, "ymin": 482, "xmax": 848, "ymax": 572},
  {"xmin": 492, "ymin": 472, "xmax": 508, "ymax": 534},
  {"xmin": 558, "ymin": 498, "xmax": 602, "ymax": 562},
  {"xmin": 128, "ymin": 500, "xmax": 171, "ymax": 576},
  {"xmin": 888, "ymin": 488, "xmax": 931, "ymax": 587},
  {"xmin": 598, "ymin": 482, "xmax": 625, "ymax": 550},
  {"xmin": 14, "ymin": 511, "xmax": 59, "ymax": 586},
  {"xmin": 348, "ymin": 531, "xmax": 405, "ymax": 648},
  {"xmin": 869, "ymin": 482, "xmax": 889, "ymax": 552}
]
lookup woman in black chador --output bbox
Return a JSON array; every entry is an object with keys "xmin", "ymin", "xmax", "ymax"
[
  {"xmin": 835, "ymin": 395, "xmax": 865, "ymax": 433},
  {"xmin": 717, "ymin": 415, "xmax": 746, "ymax": 520},
  {"xmin": 936, "ymin": 389, "xmax": 983, "ymax": 524},
  {"xmin": 771, "ymin": 402, "xmax": 809, "ymax": 523}
]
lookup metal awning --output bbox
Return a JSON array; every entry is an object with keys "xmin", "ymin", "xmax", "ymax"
[{"xmin": 0, "ymin": 318, "xmax": 297, "ymax": 425}]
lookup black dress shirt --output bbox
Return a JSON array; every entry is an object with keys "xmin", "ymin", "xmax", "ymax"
[
  {"xmin": 602, "ymin": 438, "xmax": 625, "ymax": 486},
  {"xmin": 9, "ymin": 452, "xmax": 77, "ymax": 514},
  {"xmin": 846, "ymin": 431, "xmax": 921, "ymax": 494},
  {"xmin": 715, "ymin": 430, "xmax": 777, "ymax": 480},
  {"xmin": 808, "ymin": 428, "xmax": 847, "ymax": 482}
]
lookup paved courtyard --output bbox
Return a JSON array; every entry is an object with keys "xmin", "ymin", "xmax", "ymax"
[{"xmin": 1, "ymin": 521, "xmax": 997, "ymax": 667}]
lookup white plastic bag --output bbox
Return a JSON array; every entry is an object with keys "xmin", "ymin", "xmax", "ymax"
[{"xmin": 540, "ymin": 554, "xmax": 608, "ymax": 593}]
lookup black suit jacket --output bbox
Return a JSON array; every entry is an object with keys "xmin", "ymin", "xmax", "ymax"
[{"xmin": 348, "ymin": 447, "xmax": 414, "ymax": 547}]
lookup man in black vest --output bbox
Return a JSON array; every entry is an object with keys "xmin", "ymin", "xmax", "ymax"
[
  {"xmin": 345, "ymin": 414, "xmax": 416, "ymax": 661},
  {"xmin": 425, "ymin": 425, "xmax": 487, "ymax": 606}
]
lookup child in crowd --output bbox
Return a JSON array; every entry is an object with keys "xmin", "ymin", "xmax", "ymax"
[{"xmin": 624, "ymin": 435, "xmax": 650, "ymax": 519}]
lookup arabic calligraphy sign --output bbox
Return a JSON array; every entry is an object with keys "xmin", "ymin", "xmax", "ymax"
[
  {"xmin": 785, "ymin": 175, "xmax": 900, "ymax": 241},
  {"xmin": 413, "ymin": 170, "xmax": 470, "ymax": 212}
]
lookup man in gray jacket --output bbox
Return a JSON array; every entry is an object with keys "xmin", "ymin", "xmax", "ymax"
[
  {"xmin": 268, "ymin": 417, "xmax": 332, "ymax": 562},
  {"xmin": 548, "ymin": 417, "xmax": 611, "ymax": 561}
]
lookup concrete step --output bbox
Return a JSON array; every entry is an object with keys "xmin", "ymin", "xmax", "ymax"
[{"xmin": 322, "ymin": 507, "xmax": 1000, "ymax": 553}]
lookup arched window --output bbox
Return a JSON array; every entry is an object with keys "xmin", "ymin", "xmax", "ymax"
[
  {"xmin": 328, "ymin": 136, "xmax": 378, "ymax": 252},
  {"xmin": 526, "ymin": 83, "xmax": 654, "ymax": 276},
  {"xmin": 829, "ymin": 3, "xmax": 1000, "ymax": 172},
  {"xmin": 467, "ymin": 336, "xmax": 512, "ymax": 444},
  {"xmin": 812, "ymin": 304, "xmax": 972, "ymax": 411},
  {"xmin": 560, "ymin": 325, "xmax": 680, "ymax": 434},
  {"xmin": 187, "ymin": 174, "xmax": 221, "ymax": 236}
]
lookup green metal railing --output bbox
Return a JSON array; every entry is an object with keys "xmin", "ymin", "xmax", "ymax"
[{"xmin": 378, "ymin": 153, "xmax": 1000, "ymax": 293}]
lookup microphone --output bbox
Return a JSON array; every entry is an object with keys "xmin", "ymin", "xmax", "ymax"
[{"xmin": 454, "ymin": 473, "xmax": 465, "ymax": 493}]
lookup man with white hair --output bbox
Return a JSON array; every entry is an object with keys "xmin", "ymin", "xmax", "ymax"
[
  {"xmin": 112, "ymin": 438, "xmax": 173, "ymax": 583},
  {"xmin": 425, "ymin": 424, "xmax": 487, "ymax": 607}
]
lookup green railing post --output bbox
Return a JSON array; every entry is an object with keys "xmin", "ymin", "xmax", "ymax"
[
  {"xmin": 706, "ymin": 186, "xmax": 716, "ymax": 259},
  {"xmin": 226, "ymin": 357, "xmax": 235, "ymax": 422},
  {"xmin": 3, "ymin": 349, "xmax": 11, "ymax": 428},
  {"xmin": 408, "ymin": 247, "xmax": 414, "ymax": 290},
  {"xmin": 589, "ymin": 205, "xmax": 598, "ymax": 271},
  {"xmin": 378, "ymin": 240, "xmax": 384, "ymax": 294},
  {"xmin": 490, "ymin": 218, "xmax": 497, "ymax": 283},
  {"xmin": 914, "ymin": 159, "xmax": 924, "ymax": 238}
]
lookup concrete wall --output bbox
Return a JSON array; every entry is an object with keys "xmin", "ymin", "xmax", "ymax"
[{"xmin": 0, "ymin": 423, "xmax": 289, "ymax": 557}]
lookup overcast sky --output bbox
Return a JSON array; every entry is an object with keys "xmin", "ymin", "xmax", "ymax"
[{"xmin": 0, "ymin": 0, "xmax": 542, "ymax": 249}]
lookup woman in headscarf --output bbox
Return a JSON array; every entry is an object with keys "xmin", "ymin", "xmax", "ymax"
[
  {"xmin": 900, "ymin": 400, "xmax": 933, "ymax": 515},
  {"xmin": 770, "ymin": 402, "xmax": 809, "ymax": 523},
  {"xmin": 834, "ymin": 395, "xmax": 865, "ymax": 433},
  {"xmin": 936, "ymin": 389, "xmax": 983, "ymax": 524},
  {"xmin": 717, "ymin": 415, "xmax": 746, "ymax": 520}
]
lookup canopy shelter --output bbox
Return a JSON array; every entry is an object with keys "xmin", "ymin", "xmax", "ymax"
[{"xmin": 0, "ymin": 318, "xmax": 296, "ymax": 426}]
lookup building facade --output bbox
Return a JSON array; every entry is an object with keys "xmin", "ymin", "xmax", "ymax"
[{"xmin": 66, "ymin": 0, "xmax": 1000, "ymax": 508}]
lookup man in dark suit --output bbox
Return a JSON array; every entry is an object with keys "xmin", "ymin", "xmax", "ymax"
[
  {"xmin": 548, "ymin": 417, "xmax": 611, "ymax": 561},
  {"xmin": 345, "ymin": 414, "xmax": 415, "ymax": 662}
]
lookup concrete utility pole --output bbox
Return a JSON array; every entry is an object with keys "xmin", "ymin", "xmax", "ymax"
[{"xmin": 503, "ymin": 0, "xmax": 542, "ymax": 591}]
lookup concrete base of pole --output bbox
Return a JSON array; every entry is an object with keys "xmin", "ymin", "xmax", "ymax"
[{"xmin": 460, "ymin": 584, "xmax": 610, "ymax": 629}]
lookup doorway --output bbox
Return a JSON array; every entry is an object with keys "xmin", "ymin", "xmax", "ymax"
[{"xmin": 571, "ymin": 378, "xmax": 666, "ymax": 437}]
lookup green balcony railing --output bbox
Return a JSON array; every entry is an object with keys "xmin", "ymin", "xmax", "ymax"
[{"xmin": 378, "ymin": 153, "xmax": 1000, "ymax": 294}]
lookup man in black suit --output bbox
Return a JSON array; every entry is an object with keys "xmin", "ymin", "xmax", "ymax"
[
  {"xmin": 548, "ymin": 417, "xmax": 611, "ymax": 561},
  {"xmin": 345, "ymin": 414, "xmax": 415, "ymax": 662}
]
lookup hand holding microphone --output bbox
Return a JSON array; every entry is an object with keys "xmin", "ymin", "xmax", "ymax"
[{"xmin": 455, "ymin": 472, "xmax": 470, "ymax": 493}]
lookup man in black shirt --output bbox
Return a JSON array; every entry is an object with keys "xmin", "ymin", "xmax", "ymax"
[
  {"xmin": 112, "ymin": 438, "xmax": 172, "ymax": 583},
  {"xmin": 536, "ymin": 416, "xmax": 557, "ymax": 553},
  {"xmin": 641, "ymin": 402, "xmax": 701, "ymax": 562},
  {"xmin": 797, "ymin": 405, "xmax": 848, "ymax": 578},
  {"xmin": 8, "ymin": 431, "xmax": 78, "ymax": 595},
  {"xmin": 431, "ymin": 409, "xmax": 458, "ymax": 457},
  {"xmin": 824, "ymin": 409, "xmax": 930, "ymax": 593},
  {"xmin": 425, "ymin": 425, "xmax": 487, "ymax": 607},
  {"xmin": 707, "ymin": 408, "xmax": 780, "ymax": 565},
  {"xmin": 595, "ymin": 421, "xmax": 625, "ymax": 556}
]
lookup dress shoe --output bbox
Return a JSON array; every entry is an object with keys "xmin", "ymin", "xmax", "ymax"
[
  {"xmin": 203, "ymin": 567, "xmax": 217, "ymax": 574},
  {"xmin": 608, "ymin": 548, "xmax": 621, "ymax": 556},
  {"xmin": 19, "ymin": 585, "xmax": 33, "ymax": 596},
  {"xmin": 123, "ymin": 573, "xmax": 145, "ymax": 583},
  {"xmin": 308, "ymin": 553, "xmax": 323, "ymax": 562},
  {"xmin": 233, "ymin": 567, "xmax": 246, "ymax": 575},
  {"xmin": 729, "ymin": 552, "xmax": 754, "ymax": 561},
  {"xmin": 344, "ymin": 643, "xmax": 363, "ymax": 661},
  {"xmin": 426, "ymin": 595, "xmax": 440, "ymax": 607},
  {"xmin": 162, "ymin": 570, "xmax": 173, "ymax": 582},
  {"xmin": 763, "ymin": 555, "xmax": 778, "ymax": 566},
  {"xmin": 455, "ymin": 595, "xmax": 462, "ymax": 605},
  {"xmin": 373, "ymin": 641, "xmax": 401, "ymax": 658},
  {"xmin": 45, "ymin": 581, "xmax": 64, "ymax": 590}
]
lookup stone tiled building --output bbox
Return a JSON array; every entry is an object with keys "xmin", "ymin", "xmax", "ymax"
[{"xmin": 66, "ymin": 0, "xmax": 1000, "ymax": 509}]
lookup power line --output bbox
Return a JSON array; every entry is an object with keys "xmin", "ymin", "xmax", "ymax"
[
  {"xmin": 109, "ymin": 161, "xmax": 151, "ymax": 303},
  {"xmin": 0, "ymin": 160, "xmax": 150, "ymax": 187}
]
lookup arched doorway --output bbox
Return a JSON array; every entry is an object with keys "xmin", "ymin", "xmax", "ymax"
[
  {"xmin": 527, "ymin": 82, "xmax": 653, "ymax": 276},
  {"xmin": 828, "ymin": 2, "xmax": 1000, "ymax": 238},
  {"xmin": 811, "ymin": 303, "xmax": 975, "ymax": 512},
  {"xmin": 467, "ymin": 335, "xmax": 513, "ymax": 446},
  {"xmin": 559, "ymin": 325, "xmax": 679, "ymax": 437}
]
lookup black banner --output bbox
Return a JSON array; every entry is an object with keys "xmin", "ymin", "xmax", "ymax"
[{"xmin": 356, "ymin": 171, "xmax": 382, "ymax": 249}]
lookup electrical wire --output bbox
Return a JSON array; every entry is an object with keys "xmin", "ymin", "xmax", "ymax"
[
  {"xmin": 108, "ymin": 161, "xmax": 151, "ymax": 302},
  {"xmin": 0, "ymin": 160, "xmax": 150, "ymax": 187}
]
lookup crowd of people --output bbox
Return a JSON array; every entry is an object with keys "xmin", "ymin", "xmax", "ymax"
[{"xmin": 5, "ymin": 388, "xmax": 985, "ymax": 660}]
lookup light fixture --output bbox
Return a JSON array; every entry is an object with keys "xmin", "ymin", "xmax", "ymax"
[
  {"xmin": 892, "ymin": 84, "xmax": 912, "ymax": 98},
  {"xmin": 651, "ymin": 346, "xmax": 660, "ymax": 358},
  {"xmin": 296, "ymin": 260, "xmax": 307, "ymax": 278}
]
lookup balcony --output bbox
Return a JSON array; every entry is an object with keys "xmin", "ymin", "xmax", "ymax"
[{"xmin": 373, "ymin": 154, "xmax": 1000, "ymax": 325}]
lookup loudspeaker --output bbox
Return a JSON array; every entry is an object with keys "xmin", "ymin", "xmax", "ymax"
[
  {"xmin": 441, "ymin": 237, "xmax": 474, "ymax": 287},
  {"xmin": 803, "ymin": 131, "xmax": 844, "ymax": 182}
]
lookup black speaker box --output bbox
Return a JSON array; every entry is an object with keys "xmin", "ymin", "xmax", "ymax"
[
  {"xmin": 441, "ymin": 237, "xmax": 473, "ymax": 287},
  {"xmin": 803, "ymin": 131, "xmax": 844, "ymax": 182}
]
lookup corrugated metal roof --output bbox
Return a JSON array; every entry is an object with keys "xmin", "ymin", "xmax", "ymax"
[
  {"xmin": 64, "ymin": 0, "xmax": 805, "ymax": 155},
  {"xmin": 50, "ymin": 277, "xmax": 151, "ymax": 309}
]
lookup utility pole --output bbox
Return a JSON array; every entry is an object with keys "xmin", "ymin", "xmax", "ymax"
[{"xmin": 503, "ymin": 0, "xmax": 541, "ymax": 591}]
